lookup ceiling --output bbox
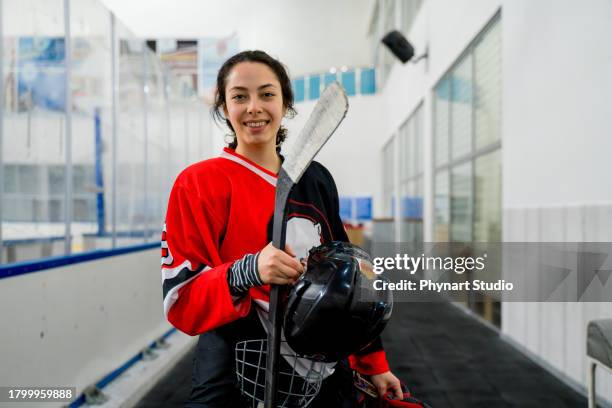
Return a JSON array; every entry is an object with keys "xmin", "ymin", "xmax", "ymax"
[{"xmin": 99, "ymin": 0, "xmax": 375, "ymax": 76}]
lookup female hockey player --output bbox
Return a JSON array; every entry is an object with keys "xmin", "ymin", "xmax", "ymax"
[{"xmin": 161, "ymin": 50, "xmax": 402, "ymax": 407}]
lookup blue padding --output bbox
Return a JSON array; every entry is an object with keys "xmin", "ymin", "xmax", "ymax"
[
  {"xmin": 355, "ymin": 197, "xmax": 372, "ymax": 220},
  {"xmin": 308, "ymin": 75, "xmax": 320, "ymax": 100},
  {"xmin": 292, "ymin": 77, "xmax": 305, "ymax": 102},
  {"xmin": 360, "ymin": 68, "xmax": 376, "ymax": 94},
  {"xmin": 341, "ymin": 70, "xmax": 356, "ymax": 96},
  {"xmin": 324, "ymin": 72, "xmax": 337, "ymax": 87},
  {"xmin": 339, "ymin": 197, "xmax": 353, "ymax": 221},
  {"xmin": 402, "ymin": 197, "xmax": 424, "ymax": 218},
  {"xmin": 68, "ymin": 327, "xmax": 177, "ymax": 407},
  {"xmin": 0, "ymin": 242, "xmax": 159, "ymax": 280}
]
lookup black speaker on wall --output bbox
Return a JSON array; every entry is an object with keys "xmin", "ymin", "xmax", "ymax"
[{"xmin": 381, "ymin": 30, "xmax": 415, "ymax": 63}]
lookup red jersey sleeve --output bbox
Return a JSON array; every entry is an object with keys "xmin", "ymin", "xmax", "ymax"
[
  {"xmin": 348, "ymin": 350, "xmax": 390, "ymax": 376},
  {"xmin": 161, "ymin": 170, "xmax": 251, "ymax": 336}
]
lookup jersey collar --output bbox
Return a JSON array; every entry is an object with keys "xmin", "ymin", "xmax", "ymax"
[{"xmin": 220, "ymin": 147, "xmax": 278, "ymax": 187}]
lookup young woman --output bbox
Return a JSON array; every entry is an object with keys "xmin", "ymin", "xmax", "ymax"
[{"xmin": 161, "ymin": 50, "xmax": 401, "ymax": 407}]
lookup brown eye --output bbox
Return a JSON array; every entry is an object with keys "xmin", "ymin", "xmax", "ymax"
[{"xmin": 232, "ymin": 94, "xmax": 246, "ymax": 101}]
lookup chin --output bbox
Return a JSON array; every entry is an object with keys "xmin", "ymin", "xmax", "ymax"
[{"xmin": 240, "ymin": 131, "xmax": 277, "ymax": 148}]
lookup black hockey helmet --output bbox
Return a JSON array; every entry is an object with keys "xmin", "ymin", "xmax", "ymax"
[{"xmin": 283, "ymin": 241, "xmax": 393, "ymax": 362}]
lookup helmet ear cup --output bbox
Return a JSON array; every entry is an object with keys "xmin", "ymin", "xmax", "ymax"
[{"xmin": 283, "ymin": 241, "xmax": 393, "ymax": 362}]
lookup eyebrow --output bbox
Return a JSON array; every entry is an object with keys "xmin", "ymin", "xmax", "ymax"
[{"xmin": 229, "ymin": 84, "xmax": 276, "ymax": 92}]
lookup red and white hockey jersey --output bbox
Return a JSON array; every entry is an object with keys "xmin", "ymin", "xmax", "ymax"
[{"xmin": 162, "ymin": 147, "xmax": 389, "ymax": 375}]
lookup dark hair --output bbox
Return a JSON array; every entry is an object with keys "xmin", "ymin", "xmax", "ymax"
[{"xmin": 212, "ymin": 50, "xmax": 297, "ymax": 153}]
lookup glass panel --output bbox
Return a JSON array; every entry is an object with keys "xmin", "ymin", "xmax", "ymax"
[
  {"xmin": 400, "ymin": 179, "xmax": 423, "ymax": 243},
  {"xmin": 415, "ymin": 105, "xmax": 423, "ymax": 174},
  {"xmin": 400, "ymin": 182, "xmax": 412, "ymax": 242},
  {"xmin": 433, "ymin": 77, "xmax": 450, "ymax": 167},
  {"xmin": 450, "ymin": 54, "xmax": 473, "ymax": 160},
  {"xmin": 450, "ymin": 162, "xmax": 473, "ymax": 242},
  {"xmin": 19, "ymin": 164, "xmax": 41, "ymax": 194},
  {"xmin": 340, "ymin": 70, "xmax": 355, "ymax": 96},
  {"xmin": 415, "ymin": 178, "xmax": 423, "ymax": 241},
  {"xmin": 3, "ymin": 165, "xmax": 17, "ymax": 193},
  {"xmin": 144, "ymin": 46, "xmax": 168, "ymax": 242},
  {"xmin": 398, "ymin": 123, "xmax": 407, "ymax": 183},
  {"xmin": 48, "ymin": 165, "xmax": 64, "ymax": 194},
  {"xmin": 2, "ymin": 0, "xmax": 68, "ymax": 263},
  {"xmin": 116, "ymin": 28, "xmax": 146, "ymax": 246},
  {"xmin": 382, "ymin": 139, "xmax": 395, "ymax": 218},
  {"xmin": 407, "ymin": 118, "xmax": 415, "ymax": 179},
  {"xmin": 434, "ymin": 171, "xmax": 449, "ymax": 241},
  {"xmin": 70, "ymin": 0, "xmax": 112, "ymax": 252},
  {"xmin": 474, "ymin": 150, "xmax": 501, "ymax": 241},
  {"xmin": 474, "ymin": 21, "xmax": 502, "ymax": 149},
  {"xmin": 1, "ymin": 0, "xmax": 201, "ymax": 261}
]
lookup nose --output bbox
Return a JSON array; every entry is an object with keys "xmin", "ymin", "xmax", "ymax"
[{"xmin": 247, "ymin": 97, "xmax": 262, "ymax": 115}]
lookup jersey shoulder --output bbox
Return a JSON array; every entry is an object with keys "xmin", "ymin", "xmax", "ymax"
[
  {"xmin": 174, "ymin": 157, "xmax": 232, "ymax": 189},
  {"xmin": 301, "ymin": 160, "xmax": 336, "ymax": 188}
]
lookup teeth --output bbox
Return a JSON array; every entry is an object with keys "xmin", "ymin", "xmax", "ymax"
[{"xmin": 246, "ymin": 121, "xmax": 266, "ymax": 127}]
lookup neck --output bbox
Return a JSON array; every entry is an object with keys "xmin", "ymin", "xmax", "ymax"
[{"xmin": 235, "ymin": 143, "xmax": 281, "ymax": 174}]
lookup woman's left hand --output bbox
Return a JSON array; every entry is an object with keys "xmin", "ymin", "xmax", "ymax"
[{"xmin": 370, "ymin": 371, "xmax": 403, "ymax": 400}]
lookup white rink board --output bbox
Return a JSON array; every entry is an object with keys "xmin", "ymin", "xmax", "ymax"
[{"xmin": 0, "ymin": 248, "xmax": 174, "ymax": 404}]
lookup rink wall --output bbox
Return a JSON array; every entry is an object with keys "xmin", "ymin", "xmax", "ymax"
[{"xmin": 0, "ymin": 246, "xmax": 172, "ymax": 403}]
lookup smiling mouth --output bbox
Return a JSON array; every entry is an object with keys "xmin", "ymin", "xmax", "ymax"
[{"xmin": 244, "ymin": 120, "xmax": 270, "ymax": 128}]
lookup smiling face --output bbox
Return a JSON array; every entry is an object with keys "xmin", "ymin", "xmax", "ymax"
[{"xmin": 223, "ymin": 62, "xmax": 285, "ymax": 151}]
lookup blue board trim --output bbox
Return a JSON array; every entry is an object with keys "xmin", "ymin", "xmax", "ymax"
[
  {"xmin": 0, "ymin": 242, "xmax": 159, "ymax": 279},
  {"xmin": 68, "ymin": 327, "xmax": 177, "ymax": 407}
]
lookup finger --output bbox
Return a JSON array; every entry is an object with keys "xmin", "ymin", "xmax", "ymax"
[
  {"xmin": 393, "ymin": 383, "xmax": 403, "ymax": 400},
  {"xmin": 281, "ymin": 245, "xmax": 305, "ymax": 272},
  {"xmin": 284, "ymin": 244, "xmax": 297, "ymax": 257},
  {"xmin": 278, "ymin": 252, "xmax": 304, "ymax": 273},
  {"xmin": 276, "ymin": 263, "xmax": 301, "ymax": 280}
]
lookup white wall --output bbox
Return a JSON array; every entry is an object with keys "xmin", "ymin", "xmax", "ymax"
[
  {"xmin": 503, "ymin": 0, "xmax": 612, "ymax": 207},
  {"xmin": 374, "ymin": 0, "xmax": 612, "ymax": 403},
  {"xmin": 0, "ymin": 248, "xmax": 170, "ymax": 405},
  {"xmin": 500, "ymin": 0, "xmax": 612, "ymax": 403},
  {"xmin": 285, "ymin": 95, "xmax": 387, "ymax": 216}
]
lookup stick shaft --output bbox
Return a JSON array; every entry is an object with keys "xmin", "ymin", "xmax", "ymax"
[{"xmin": 264, "ymin": 169, "xmax": 293, "ymax": 408}]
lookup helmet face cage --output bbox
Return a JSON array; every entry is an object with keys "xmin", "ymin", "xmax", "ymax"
[
  {"xmin": 235, "ymin": 242, "xmax": 392, "ymax": 406},
  {"xmin": 235, "ymin": 339, "xmax": 324, "ymax": 408}
]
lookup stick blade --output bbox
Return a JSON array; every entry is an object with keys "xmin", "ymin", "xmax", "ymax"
[{"xmin": 283, "ymin": 82, "xmax": 348, "ymax": 183}]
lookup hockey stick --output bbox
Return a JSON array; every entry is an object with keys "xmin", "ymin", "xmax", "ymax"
[{"xmin": 264, "ymin": 82, "xmax": 348, "ymax": 408}]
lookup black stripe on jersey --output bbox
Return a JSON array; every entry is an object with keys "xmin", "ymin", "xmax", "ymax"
[{"xmin": 162, "ymin": 263, "xmax": 206, "ymax": 300}]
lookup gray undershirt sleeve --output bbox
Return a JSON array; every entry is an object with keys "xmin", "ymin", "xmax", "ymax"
[{"xmin": 227, "ymin": 252, "xmax": 263, "ymax": 297}]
